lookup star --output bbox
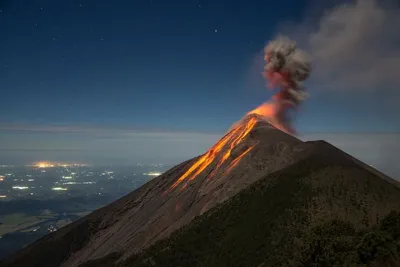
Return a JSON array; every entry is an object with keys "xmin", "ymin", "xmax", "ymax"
[
  {"xmin": 214, "ymin": 29, "xmax": 218, "ymax": 33},
  {"xmin": 198, "ymin": 4, "xmax": 202, "ymax": 8}
]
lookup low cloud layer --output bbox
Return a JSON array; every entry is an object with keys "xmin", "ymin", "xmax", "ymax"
[{"xmin": 0, "ymin": 124, "xmax": 221, "ymax": 165}]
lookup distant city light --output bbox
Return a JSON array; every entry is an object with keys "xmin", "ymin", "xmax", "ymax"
[
  {"xmin": 35, "ymin": 162, "xmax": 55, "ymax": 168},
  {"xmin": 48, "ymin": 225, "xmax": 57, "ymax": 232},
  {"xmin": 0, "ymin": 175, "xmax": 4, "ymax": 181},
  {"xmin": 144, "ymin": 172, "xmax": 162, "ymax": 177},
  {"xmin": 32, "ymin": 161, "xmax": 88, "ymax": 168},
  {"xmin": 12, "ymin": 186, "xmax": 29, "ymax": 190},
  {"xmin": 28, "ymin": 179, "xmax": 35, "ymax": 182},
  {"xmin": 62, "ymin": 176, "xmax": 73, "ymax": 179},
  {"xmin": 62, "ymin": 181, "xmax": 77, "ymax": 185},
  {"xmin": 61, "ymin": 181, "xmax": 95, "ymax": 185},
  {"xmin": 0, "ymin": 195, "xmax": 7, "ymax": 198},
  {"xmin": 52, "ymin": 187, "xmax": 68, "ymax": 191}
]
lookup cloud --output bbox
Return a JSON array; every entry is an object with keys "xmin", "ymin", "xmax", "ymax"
[
  {"xmin": 310, "ymin": 0, "xmax": 400, "ymax": 90},
  {"xmin": 0, "ymin": 123, "xmax": 221, "ymax": 165},
  {"xmin": 280, "ymin": 0, "xmax": 400, "ymax": 92},
  {"xmin": 0, "ymin": 123, "xmax": 219, "ymax": 138}
]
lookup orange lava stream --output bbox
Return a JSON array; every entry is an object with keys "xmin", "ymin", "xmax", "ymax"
[
  {"xmin": 169, "ymin": 117, "xmax": 258, "ymax": 191},
  {"xmin": 226, "ymin": 145, "xmax": 255, "ymax": 173},
  {"xmin": 207, "ymin": 117, "xmax": 258, "ymax": 180}
]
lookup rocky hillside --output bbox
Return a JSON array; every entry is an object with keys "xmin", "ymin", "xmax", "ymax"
[{"xmin": 2, "ymin": 114, "xmax": 400, "ymax": 267}]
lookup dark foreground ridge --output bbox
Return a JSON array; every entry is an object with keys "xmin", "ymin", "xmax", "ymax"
[
  {"xmin": 2, "ymin": 116, "xmax": 400, "ymax": 267},
  {"xmin": 82, "ymin": 153, "xmax": 400, "ymax": 267}
]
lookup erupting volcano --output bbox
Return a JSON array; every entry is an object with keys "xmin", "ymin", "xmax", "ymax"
[
  {"xmin": 168, "ymin": 116, "xmax": 259, "ymax": 192},
  {"xmin": 255, "ymin": 36, "xmax": 311, "ymax": 135},
  {"xmin": 5, "ymin": 108, "xmax": 400, "ymax": 267},
  {"xmin": 166, "ymin": 36, "xmax": 311, "ymax": 193},
  {"xmin": 1, "ymin": 36, "xmax": 316, "ymax": 267}
]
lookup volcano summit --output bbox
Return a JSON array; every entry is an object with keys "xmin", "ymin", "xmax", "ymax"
[{"xmin": 2, "ymin": 114, "xmax": 400, "ymax": 267}]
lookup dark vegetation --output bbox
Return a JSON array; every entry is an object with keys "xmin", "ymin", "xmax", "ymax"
[
  {"xmin": 3, "ymin": 151, "xmax": 400, "ymax": 267},
  {"xmin": 79, "ymin": 155, "xmax": 400, "ymax": 267},
  {"xmin": 68, "ymin": 213, "xmax": 400, "ymax": 267},
  {"xmin": 299, "ymin": 213, "xmax": 400, "ymax": 267}
]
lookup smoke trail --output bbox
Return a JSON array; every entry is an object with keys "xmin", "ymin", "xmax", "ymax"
[
  {"xmin": 258, "ymin": 36, "xmax": 312, "ymax": 135},
  {"xmin": 250, "ymin": 0, "xmax": 400, "ymax": 134}
]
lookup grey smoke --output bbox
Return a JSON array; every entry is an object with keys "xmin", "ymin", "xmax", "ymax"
[
  {"xmin": 264, "ymin": 36, "xmax": 311, "ymax": 89},
  {"xmin": 300, "ymin": 0, "xmax": 400, "ymax": 91}
]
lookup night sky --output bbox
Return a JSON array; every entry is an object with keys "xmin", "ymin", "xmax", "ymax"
[{"xmin": 1, "ymin": 0, "xmax": 399, "ymax": 178}]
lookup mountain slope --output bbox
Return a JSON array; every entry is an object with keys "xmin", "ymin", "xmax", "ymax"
[
  {"xmin": 91, "ymin": 144, "xmax": 400, "ymax": 267},
  {"xmin": 2, "ymin": 114, "xmax": 400, "ymax": 267},
  {"xmin": 1, "ymin": 114, "xmax": 315, "ymax": 267}
]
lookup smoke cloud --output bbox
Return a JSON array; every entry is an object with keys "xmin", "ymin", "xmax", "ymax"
[
  {"xmin": 254, "ymin": 0, "xmax": 400, "ymax": 135},
  {"xmin": 252, "ymin": 37, "xmax": 311, "ymax": 135},
  {"xmin": 291, "ymin": 0, "xmax": 400, "ymax": 91}
]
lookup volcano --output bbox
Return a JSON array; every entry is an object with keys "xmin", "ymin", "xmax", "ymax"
[{"xmin": 2, "ymin": 114, "xmax": 400, "ymax": 267}]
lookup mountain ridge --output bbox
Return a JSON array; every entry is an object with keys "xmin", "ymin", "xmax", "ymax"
[
  {"xmin": 2, "ymin": 114, "xmax": 400, "ymax": 267},
  {"xmin": 81, "ymin": 147, "xmax": 400, "ymax": 267}
]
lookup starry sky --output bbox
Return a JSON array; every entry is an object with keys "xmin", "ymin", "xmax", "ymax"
[{"xmin": 0, "ymin": 0, "xmax": 399, "ymax": 178}]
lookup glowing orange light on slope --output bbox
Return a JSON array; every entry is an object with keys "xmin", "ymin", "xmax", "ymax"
[
  {"xmin": 169, "ymin": 117, "xmax": 258, "ymax": 191},
  {"xmin": 207, "ymin": 117, "xmax": 258, "ymax": 180},
  {"xmin": 247, "ymin": 102, "xmax": 275, "ymax": 118},
  {"xmin": 170, "ymin": 126, "xmax": 242, "ymax": 189},
  {"xmin": 247, "ymin": 102, "xmax": 293, "ymax": 135},
  {"xmin": 226, "ymin": 145, "xmax": 255, "ymax": 173}
]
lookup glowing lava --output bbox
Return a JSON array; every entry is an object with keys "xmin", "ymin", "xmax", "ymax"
[
  {"xmin": 247, "ymin": 102, "xmax": 294, "ymax": 135},
  {"xmin": 169, "ymin": 116, "xmax": 258, "ymax": 191},
  {"xmin": 226, "ymin": 145, "xmax": 256, "ymax": 174}
]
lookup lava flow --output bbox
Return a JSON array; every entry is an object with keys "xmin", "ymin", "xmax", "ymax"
[
  {"xmin": 247, "ymin": 102, "xmax": 293, "ymax": 135},
  {"xmin": 168, "ymin": 116, "xmax": 258, "ymax": 191},
  {"xmin": 226, "ymin": 145, "xmax": 256, "ymax": 174}
]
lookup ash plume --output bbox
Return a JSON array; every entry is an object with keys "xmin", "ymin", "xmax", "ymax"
[
  {"xmin": 308, "ymin": 0, "xmax": 400, "ymax": 92},
  {"xmin": 255, "ymin": 36, "xmax": 311, "ymax": 135},
  {"xmin": 253, "ymin": 0, "xmax": 400, "ymax": 134},
  {"xmin": 280, "ymin": 0, "xmax": 400, "ymax": 93}
]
